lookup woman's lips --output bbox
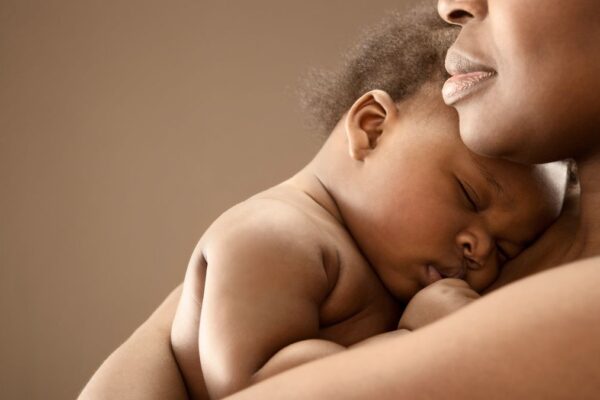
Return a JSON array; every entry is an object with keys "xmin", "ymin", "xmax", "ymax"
[
  {"xmin": 443, "ymin": 48, "xmax": 497, "ymax": 105},
  {"xmin": 442, "ymin": 70, "xmax": 496, "ymax": 105},
  {"xmin": 442, "ymin": 71, "xmax": 496, "ymax": 106}
]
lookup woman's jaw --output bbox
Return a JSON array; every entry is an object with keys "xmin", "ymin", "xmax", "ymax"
[{"xmin": 438, "ymin": 0, "xmax": 600, "ymax": 165}]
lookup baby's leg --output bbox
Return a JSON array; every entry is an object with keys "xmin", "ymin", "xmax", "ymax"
[{"xmin": 171, "ymin": 249, "xmax": 209, "ymax": 400}]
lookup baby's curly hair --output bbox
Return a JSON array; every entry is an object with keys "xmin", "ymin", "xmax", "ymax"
[{"xmin": 300, "ymin": 5, "xmax": 459, "ymax": 136}]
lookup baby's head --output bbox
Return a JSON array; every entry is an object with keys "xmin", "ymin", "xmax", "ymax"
[
  {"xmin": 308, "ymin": 7, "xmax": 570, "ymax": 302},
  {"xmin": 332, "ymin": 85, "xmax": 567, "ymax": 301}
]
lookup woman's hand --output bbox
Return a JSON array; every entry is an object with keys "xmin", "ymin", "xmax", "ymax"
[{"xmin": 398, "ymin": 278, "xmax": 479, "ymax": 331}]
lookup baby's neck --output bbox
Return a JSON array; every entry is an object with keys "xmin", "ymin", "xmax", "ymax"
[
  {"xmin": 283, "ymin": 124, "xmax": 357, "ymax": 229},
  {"xmin": 283, "ymin": 167, "xmax": 345, "ymax": 227}
]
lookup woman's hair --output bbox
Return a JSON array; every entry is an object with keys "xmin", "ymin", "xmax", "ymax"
[{"xmin": 300, "ymin": 5, "xmax": 459, "ymax": 136}]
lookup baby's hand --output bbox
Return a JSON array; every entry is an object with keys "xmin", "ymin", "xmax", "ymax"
[{"xmin": 398, "ymin": 279, "xmax": 480, "ymax": 331}]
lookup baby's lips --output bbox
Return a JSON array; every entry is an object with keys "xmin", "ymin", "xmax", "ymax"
[{"xmin": 425, "ymin": 264, "xmax": 443, "ymax": 286}]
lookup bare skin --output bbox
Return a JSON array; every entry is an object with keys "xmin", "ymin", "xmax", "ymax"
[
  {"xmin": 78, "ymin": 187, "xmax": 585, "ymax": 400},
  {"xmin": 78, "ymin": 286, "xmax": 188, "ymax": 400},
  {"xmin": 225, "ymin": 0, "xmax": 600, "ymax": 397},
  {"xmin": 170, "ymin": 85, "xmax": 564, "ymax": 399},
  {"xmin": 227, "ymin": 256, "xmax": 600, "ymax": 400},
  {"xmin": 439, "ymin": 0, "xmax": 600, "ymax": 164},
  {"xmin": 80, "ymin": 1, "xmax": 600, "ymax": 397},
  {"xmin": 79, "ymin": 85, "xmax": 567, "ymax": 400},
  {"xmin": 227, "ymin": 182, "xmax": 597, "ymax": 400},
  {"xmin": 436, "ymin": 0, "xmax": 600, "ymax": 262}
]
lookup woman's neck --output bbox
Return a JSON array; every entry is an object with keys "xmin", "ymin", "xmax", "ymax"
[{"xmin": 567, "ymin": 153, "xmax": 600, "ymax": 259}]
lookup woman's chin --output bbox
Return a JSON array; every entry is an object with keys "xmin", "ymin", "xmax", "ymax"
[
  {"xmin": 458, "ymin": 119, "xmax": 529, "ymax": 162},
  {"xmin": 459, "ymin": 124, "xmax": 506, "ymax": 158}
]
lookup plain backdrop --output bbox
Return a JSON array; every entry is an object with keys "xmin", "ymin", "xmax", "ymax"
[{"xmin": 0, "ymin": 0, "xmax": 421, "ymax": 398}]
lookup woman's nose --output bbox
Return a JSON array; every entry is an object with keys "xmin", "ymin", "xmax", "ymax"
[
  {"xmin": 437, "ymin": 0, "xmax": 487, "ymax": 25},
  {"xmin": 456, "ymin": 229, "xmax": 493, "ymax": 269}
]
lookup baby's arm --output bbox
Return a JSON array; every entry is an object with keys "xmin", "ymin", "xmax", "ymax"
[
  {"xmin": 79, "ymin": 285, "xmax": 187, "ymax": 400},
  {"xmin": 252, "ymin": 338, "xmax": 345, "ymax": 382},
  {"xmin": 346, "ymin": 279, "xmax": 477, "ymax": 349},
  {"xmin": 398, "ymin": 278, "xmax": 480, "ymax": 331},
  {"xmin": 199, "ymin": 212, "xmax": 341, "ymax": 399}
]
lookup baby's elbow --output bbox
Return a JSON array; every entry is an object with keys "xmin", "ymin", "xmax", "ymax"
[
  {"xmin": 208, "ymin": 381, "xmax": 248, "ymax": 399},
  {"xmin": 204, "ymin": 365, "xmax": 255, "ymax": 399}
]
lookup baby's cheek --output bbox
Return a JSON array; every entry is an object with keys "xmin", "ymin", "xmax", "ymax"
[{"xmin": 467, "ymin": 266, "xmax": 499, "ymax": 293}]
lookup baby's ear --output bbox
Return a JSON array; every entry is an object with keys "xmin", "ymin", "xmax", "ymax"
[{"xmin": 345, "ymin": 90, "xmax": 397, "ymax": 161}]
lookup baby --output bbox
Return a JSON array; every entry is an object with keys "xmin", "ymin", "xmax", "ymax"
[{"xmin": 171, "ymin": 8, "xmax": 568, "ymax": 400}]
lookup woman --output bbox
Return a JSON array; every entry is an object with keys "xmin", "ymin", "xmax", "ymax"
[
  {"xmin": 224, "ymin": 1, "xmax": 600, "ymax": 397},
  {"xmin": 80, "ymin": 0, "xmax": 600, "ymax": 398}
]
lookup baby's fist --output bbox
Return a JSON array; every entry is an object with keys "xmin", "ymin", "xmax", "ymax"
[{"xmin": 398, "ymin": 279, "xmax": 480, "ymax": 331}]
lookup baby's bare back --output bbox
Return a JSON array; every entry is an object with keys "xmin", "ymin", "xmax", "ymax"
[{"xmin": 171, "ymin": 184, "xmax": 400, "ymax": 399}]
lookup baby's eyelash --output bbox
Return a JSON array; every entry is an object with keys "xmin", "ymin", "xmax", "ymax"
[
  {"xmin": 457, "ymin": 179, "xmax": 479, "ymax": 211},
  {"xmin": 496, "ymin": 243, "xmax": 510, "ymax": 263}
]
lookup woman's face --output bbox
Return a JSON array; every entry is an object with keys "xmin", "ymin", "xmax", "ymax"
[{"xmin": 437, "ymin": 0, "xmax": 600, "ymax": 164}]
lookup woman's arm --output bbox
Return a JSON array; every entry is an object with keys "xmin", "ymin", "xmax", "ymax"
[
  {"xmin": 226, "ymin": 257, "xmax": 600, "ymax": 399},
  {"xmin": 78, "ymin": 285, "xmax": 188, "ymax": 400}
]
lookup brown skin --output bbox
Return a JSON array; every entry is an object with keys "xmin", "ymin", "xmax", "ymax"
[
  {"xmin": 228, "ymin": 255, "xmax": 600, "ymax": 400},
  {"xmin": 78, "ymin": 286, "xmax": 188, "ymax": 400},
  {"xmin": 335, "ymin": 87, "xmax": 564, "ymax": 297},
  {"xmin": 223, "ymin": 1, "xmax": 600, "ymax": 398},
  {"xmin": 79, "ymin": 190, "xmax": 583, "ymax": 400},
  {"xmin": 438, "ymin": 0, "xmax": 600, "ymax": 165},
  {"xmin": 80, "ymin": 2, "xmax": 600, "ymax": 398},
  {"xmin": 172, "ymin": 191, "xmax": 401, "ymax": 399},
  {"xmin": 168, "ymin": 84, "xmax": 564, "ymax": 399},
  {"xmin": 79, "ymin": 85, "xmax": 566, "ymax": 400},
  {"xmin": 398, "ymin": 278, "xmax": 479, "ymax": 331},
  {"xmin": 437, "ymin": 0, "xmax": 600, "ymax": 262}
]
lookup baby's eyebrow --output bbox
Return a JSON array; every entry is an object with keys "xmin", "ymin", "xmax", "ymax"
[{"xmin": 469, "ymin": 154, "xmax": 510, "ymax": 202}]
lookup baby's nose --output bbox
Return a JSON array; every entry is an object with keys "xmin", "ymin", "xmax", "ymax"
[{"xmin": 456, "ymin": 229, "xmax": 494, "ymax": 269}]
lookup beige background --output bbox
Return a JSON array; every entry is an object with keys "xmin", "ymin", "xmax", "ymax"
[{"xmin": 1, "ymin": 0, "xmax": 419, "ymax": 398}]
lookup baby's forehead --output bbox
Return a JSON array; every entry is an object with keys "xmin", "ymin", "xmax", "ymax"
[
  {"xmin": 469, "ymin": 155, "xmax": 510, "ymax": 197},
  {"xmin": 483, "ymin": 156, "xmax": 566, "ymax": 196},
  {"xmin": 480, "ymin": 156, "xmax": 567, "ymax": 222},
  {"xmin": 467, "ymin": 153, "xmax": 567, "ymax": 222}
]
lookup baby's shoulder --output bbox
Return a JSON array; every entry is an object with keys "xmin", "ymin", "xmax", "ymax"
[
  {"xmin": 213, "ymin": 195, "xmax": 323, "ymax": 235},
  {"xmin": 192, "ymin": 196, "xmax": 342, "ymax": 293},
  {"xmin": 201, "ymin": 195, "xmax": 337, "ymax": 268}
]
